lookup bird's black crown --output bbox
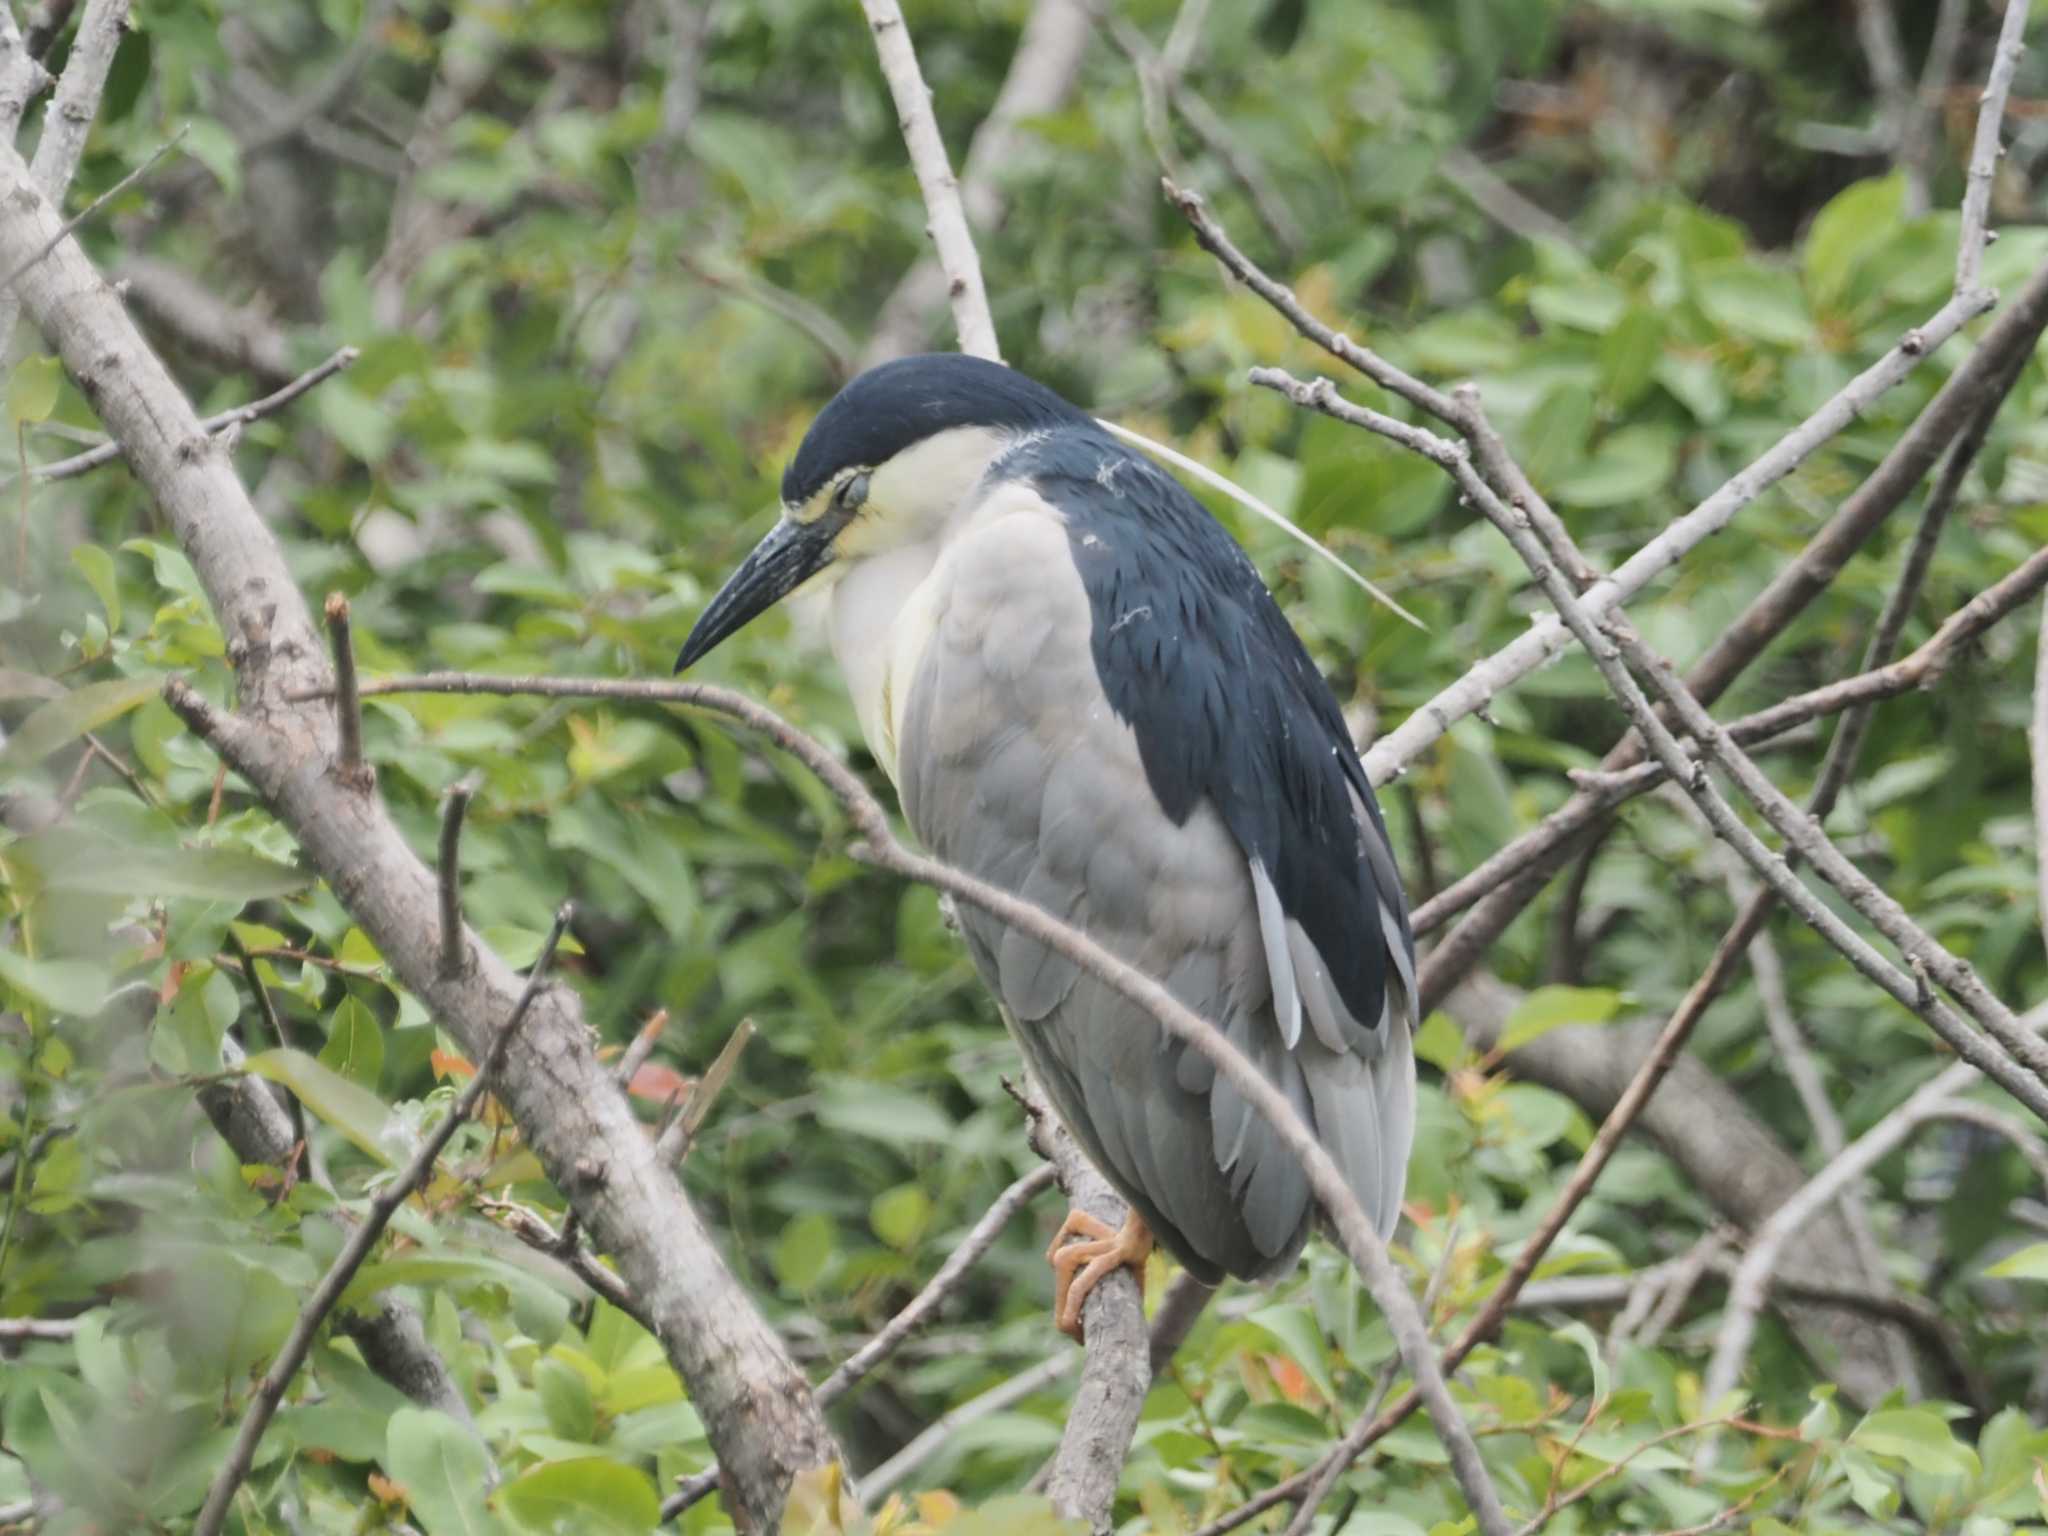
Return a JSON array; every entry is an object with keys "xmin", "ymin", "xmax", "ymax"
[{"xmin": 780, "ymin": 354, "xmax": 1094, "ymax": 507}]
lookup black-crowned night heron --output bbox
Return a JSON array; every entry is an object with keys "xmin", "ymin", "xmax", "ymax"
[{"xmin": 677, "ymin": 354, "xmax": 1416, "ymax": 1338}]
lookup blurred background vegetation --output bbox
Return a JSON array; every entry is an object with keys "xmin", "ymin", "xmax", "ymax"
[{"xmin": 5, "ymin": 0, "xmax": 2048, "ymax": 1531}]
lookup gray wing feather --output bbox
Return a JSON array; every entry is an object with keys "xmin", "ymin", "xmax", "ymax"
[{"xmin": 899, "ymin": 501, "xmax": 1410, "ymax": 1279}]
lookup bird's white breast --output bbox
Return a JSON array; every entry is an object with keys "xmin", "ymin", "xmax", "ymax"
[{"xmin": 828, "ymin": 541, "xmax": 941, "ymax": 785}]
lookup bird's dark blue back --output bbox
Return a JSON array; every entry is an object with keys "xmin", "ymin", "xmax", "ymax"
[{"xmin": 993, "ymin": 428, "xmax": 1414, "ymax": 1044}]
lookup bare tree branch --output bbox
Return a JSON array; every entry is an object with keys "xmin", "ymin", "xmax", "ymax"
[
  {"xmin": 858, "ymin": 0, "xmax": 1006, "ymax": 362},
  {"xmin": 1853, "ymin": 0, "xmax": 1923, "ymax": 208},
  {"xmin": 862, "ymin": 0, "xmax": 1090, "ymax": 365},
  {"xmin": 6, "ymin": 345, "xmax": 358, "ymax": 487},
  {"xmin": 1698, "ymin": 1004, "xmax": 2048, "ymax": 1436},
  {"xmin": 116, "ymin": 254, "xmax": 298, "ymax": 388},
  {"xmin": 192, "ymin": 908, "xmax": 569, "ymax": 1536},
  {"xmin": 1414, "ymin": 541, "xmax": 2048, "ymax": 940},
  {"xmin": 0, "ymin": 0, "xmax": 126, "ymax": 349},
  {"xmin": 1955, "ymin": 0, "xmax": 2032, "ymax": 291},
  {"xmin": 0, "ymin": 133, "xmax": 843, "ymax": 1532},
  {"xmin": 817, "ymin": 1163, "xmax": 1057, "ymax": 1407},
  {"xmin": 0, "ymin": 9, "xmax": 51, "ymax": 144},
  {"xmin": 2035, "ymin": 594, "xmax": 2048, "ymax": 967}
]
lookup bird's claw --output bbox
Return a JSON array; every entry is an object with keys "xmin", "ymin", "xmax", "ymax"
[{"xmin": 1046, "ymin": 1207, "xmax": 1153, "ymax": 1342}]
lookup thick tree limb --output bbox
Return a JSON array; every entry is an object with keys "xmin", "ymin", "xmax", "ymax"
[
  {"xmin": 0, "ymin": 0, "xmax": 125, "ymax": 349},
  {"xmin": 0, "ymin": 138, "xmax": 841, "ymax": 1533}
]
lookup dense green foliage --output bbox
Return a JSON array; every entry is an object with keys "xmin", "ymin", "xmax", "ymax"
[{"xmin": 5, "ymin": 0, "xmax": 2048, "ymax": 1531}]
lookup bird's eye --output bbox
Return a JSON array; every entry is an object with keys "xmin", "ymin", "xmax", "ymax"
[{"xmin": 835, "ymin": 472, "xmax": 870, "ymax": 513}]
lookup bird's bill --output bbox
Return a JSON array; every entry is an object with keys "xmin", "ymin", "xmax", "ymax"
[{"xmin": 674, "ymin": 515, "xmax": 834, "ymax": 672}]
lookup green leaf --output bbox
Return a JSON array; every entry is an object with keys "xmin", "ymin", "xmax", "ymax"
[
  {"xmin": 1500, "ymin": 986, "xmax": 1624, "ymax": 1052},
  {"xmin": 870, "ymin": 1184, "xmax": 931, "ymax": 1250},
  {"xmin": 1848, "ymin": 1407, "xmax": 1980, "ymax": 1478},
  {"xmin": 0, "ymin": 949, "xmax": 107, "ymax": 1016},
  {"xmin": 1694, "ymin": 261, "xmax": 1812, "ymax": 346},
  {"xmin": 1804, "ymin": 173, "xmax": 1904, "ymax": 307},
  {"xmin": 1550, "ymin": 425, "xmax": 1677, "ymax": 509},
  {"xmin": 499, "ymin": 1457, "xmax": 659, "ymax": 1535},
  {"xmin": 243, "ymin": 1048, "xmax": 403, "ymax": 1166},
  {"xmin": 12, "ymin": 823, "xmax": 310, "ymax": 902},
  {"xmin": 774, "ymin": 1210, "xmax": 835, "ymax": 1294},
  {"xmin": 814, "ymin": 1080, "xmax": 954, "ymax": 1146},
  {"xmin": 319, "ymin": 996, "xmax": 385, "ymax": 1090},
  {"xmin": 7, "ymin": 355, "xmax": 61, "ymax": 427},
  {"xmin": 1552, "ymin": 1320, "xmax": 1610, "ymax": 1402},
  {"xmin": 343, "ymin": 1250, "xmax": 572, "ymax": 1340},
  {"xmin": 0, "ymin": 676, "xmax": 159, "ymax": 773},
  {"xmin": 1246, "ymin": 1303, "xmax": 1338, "ymax": 1404},
  {"xmin": 1598, "ymin": 307, "xmax": 1663, "ymax": 410},
  {"xmin": 71, "ymin": 546, "xmax": 121, "ymax": 630},
  {"xmin": 533, "ymin": 1356, "xmax": 597, "ymax": 1445},
  {"xmin": 1983, "ymin": 1241, "xmax": 2048, "ymax": 1281},
  {"xmin": 384, "ymin": 1408, "xmax": 504, "ymax": 1536}
]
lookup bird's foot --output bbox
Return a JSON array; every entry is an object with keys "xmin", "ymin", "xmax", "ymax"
[{"xmin": 1046, "ymin": 1207, "xmax": 1153, "ymax": 1342}]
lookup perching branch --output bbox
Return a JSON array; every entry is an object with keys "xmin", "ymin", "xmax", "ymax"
[
  {"xmin": 191, "ymin": 908, "xmax": 571, "ymax": 1536},
  {"xmin": 335, "ymin": 667, "xmax": 1513, "ymax": 1535}
]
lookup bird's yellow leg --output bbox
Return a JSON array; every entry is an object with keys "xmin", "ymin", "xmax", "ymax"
[{"xmin": 1046, "ymin": 1207, "xmax": 1153, "ymax": 1342}]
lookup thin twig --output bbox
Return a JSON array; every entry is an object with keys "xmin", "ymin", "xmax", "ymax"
[
  {"xmin": 1259, "ymin": 364, "xmax": 2048, "ymax": 1115},
  {"xmin": 856, "ymin": 0, "xmax": 1002, "ymax": 362},
  {"xmin": 323, "ymin": 593, "xmax": 371, "ymax": 790},
  {"xmin": 1697, "ymin": 1053, "xmax": 2004, "ymax": 1445},
  {"xmin": 8, "ymin": 346, "xmax": 360, "ymax": 486},
  {"xmin": 1956, "ymin": 0, "xmax": 2032, "ymax": 291},
  {"xmin": 2034, "ymin": 593, "xmax": 2048, "ymax": 967},
  {"xmin": 0, "ymin": 1316, "xmax": 79, "ymax": 1341},
  {"xmin": 1, "ymin": 125, "xmax": 182, "ymax": 292},
  {"xmin": 817, "ymin": 1164, "xmax": 1056, "ymax": 1407},
  {"xmin": 1415, "ymin": 543, "xmax": 2048, "ymax": 934},
  {"xmin": 482, "ymin": 1197, "xmax": 648, "ymax": 1328},
  {"xmin": 653, "ymin": 1016, "xmax": 754, "ymax": 1165},
  {"xmin": 437, "ymin": 775, "xmax": 477, "ymax": 979},
  {"xmin": 25, "ymin": 0, "xmax": 126, "ymax": 192},
  {"xmin": 1852, "ymin": 0, "xmax": 1919, "ymax": 204},
  {"xmin": 192, "ymin": 905, "xmax": 572, "ymax": 1536}
]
